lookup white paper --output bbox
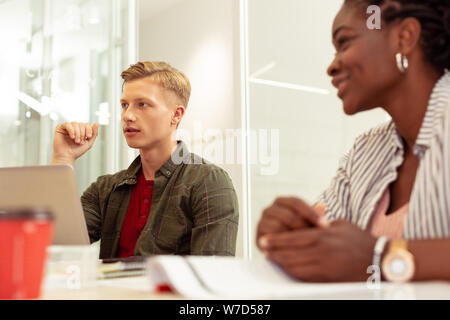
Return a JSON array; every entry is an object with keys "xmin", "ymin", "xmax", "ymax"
[{"xmin": 146, "ymin": 256, "xmax": 370, "ymax": 299}]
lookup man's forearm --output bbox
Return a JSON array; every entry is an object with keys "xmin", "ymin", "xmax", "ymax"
[{"xmin": 409, "ymin": 239, "xmax": 450, "ymax": 281}]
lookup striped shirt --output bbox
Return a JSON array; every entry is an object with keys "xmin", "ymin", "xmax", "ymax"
[
  {"xmin": 317, "ymin": 71, "xmax": 450, "ymax": 239},
  {"xmin": 367, "ymin": 187, "xmax": 409, "ymax": 239}
]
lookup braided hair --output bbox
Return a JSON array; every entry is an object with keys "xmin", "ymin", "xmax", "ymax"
[{"xmin": 344, "ymin": 0, "xmax": 450, "ymax": 73}]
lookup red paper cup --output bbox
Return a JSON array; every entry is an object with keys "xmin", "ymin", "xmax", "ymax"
[{"xmin": 0, "ymin": 208, "xmax": 53, "ymax": 300}]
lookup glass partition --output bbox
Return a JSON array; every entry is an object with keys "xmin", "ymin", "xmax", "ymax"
[
  {"xmin": 244, "ymin": 0, "xmax": 389, "ymax": 258},
  {"xmin": 0, "ymin": 0, "xmax": 137, "ymax": 194}
]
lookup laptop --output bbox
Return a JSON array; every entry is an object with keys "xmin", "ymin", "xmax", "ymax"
[{"xmin": 0, "ymin": 165, "xmax": 90, "ymax": 245}]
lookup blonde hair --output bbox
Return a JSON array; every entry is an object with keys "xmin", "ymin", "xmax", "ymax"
[{"xmin": 121, "ymin": 61, "xmax": 191, "ymax": 108}]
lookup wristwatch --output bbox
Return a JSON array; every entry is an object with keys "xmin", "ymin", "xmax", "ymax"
[{"xmin": 381, "ymin": 239, "xmax": 415, "ymax": 282}]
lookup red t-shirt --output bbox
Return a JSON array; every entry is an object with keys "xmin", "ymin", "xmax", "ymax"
[{"xmin": 117, "ymin": 169, "xmax": 154, "ymax": 258}]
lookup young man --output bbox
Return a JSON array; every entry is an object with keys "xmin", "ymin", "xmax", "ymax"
[{"xmin": 51, "ymin": 61, "xmax": 239, "ymax": 259}]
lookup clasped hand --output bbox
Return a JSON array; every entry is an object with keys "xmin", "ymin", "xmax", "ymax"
[
  {"xmin": 257, "ymin": 197, "xmax": 377, "ymax": 282},
  {"xmin": 51, "ymin": 122, "xmax": 99, "ymax": 165}
]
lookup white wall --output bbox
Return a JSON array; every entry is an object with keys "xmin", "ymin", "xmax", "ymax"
[{"xmin": 139, "ymin": 0, "xmax": 245, "ymax": 256}]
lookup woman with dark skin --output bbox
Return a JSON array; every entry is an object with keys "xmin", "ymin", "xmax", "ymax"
[{"xmin": 256, "ymin": 0, "xmax": 450, "ymax": 282}]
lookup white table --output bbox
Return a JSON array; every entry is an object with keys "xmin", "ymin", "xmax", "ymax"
[{"xmin": 41, "ymin": 275, "xmax": 450, "ymax": 300}]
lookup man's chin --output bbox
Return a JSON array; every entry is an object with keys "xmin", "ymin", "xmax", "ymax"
[{"xmin": 125, "ymin": 141, "xmax": 141, "ymax": 149}]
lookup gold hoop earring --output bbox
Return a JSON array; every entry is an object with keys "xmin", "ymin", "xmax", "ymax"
[{"xmin": 396, "ymin": 53, "xmax": 408, "ymax": 73}]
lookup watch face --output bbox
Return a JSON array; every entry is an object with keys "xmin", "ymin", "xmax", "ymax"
[
  {"xmin": 389, "ymin": 258, "xmax": 407, "ymax": 276},
  {"xmin": 383, "ymin": 250, "xmax": 415, "ymax": 282}
]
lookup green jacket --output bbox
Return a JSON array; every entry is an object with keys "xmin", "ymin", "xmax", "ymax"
[{"xmin": 81, "ymin": 142, "xmax": 239, "ymax": 259}]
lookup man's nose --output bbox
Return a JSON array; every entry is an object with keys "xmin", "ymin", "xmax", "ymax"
[{"xmin": 122, "ymin": 105, "xmax": 136, "ymax": 122}]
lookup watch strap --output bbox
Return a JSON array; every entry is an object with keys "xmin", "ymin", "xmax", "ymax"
[{"xmin": 389, "ymin": 238, "xmax": 408, "ymax": 252}]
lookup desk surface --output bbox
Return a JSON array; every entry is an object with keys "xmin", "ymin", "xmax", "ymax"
[
  {"xmin": 41, "ymin": 275, "xmax": 450, "ymax": 300},
  {"xmin": 42, "ymin": 276, "xmax": 179, "ymax": 300}
]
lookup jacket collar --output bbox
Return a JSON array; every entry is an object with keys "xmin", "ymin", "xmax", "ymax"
[{"xmin": 117, "ymin": 141, "xmax": 191, "ymax": 187}]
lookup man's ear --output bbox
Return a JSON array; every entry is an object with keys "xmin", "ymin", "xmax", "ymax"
[{"xmin": 172, "ymin": 105, "xmax": 185, "ymax": 126}]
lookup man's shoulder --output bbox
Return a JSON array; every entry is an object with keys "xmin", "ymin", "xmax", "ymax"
[
  {"xmin": 182, "ymin": 153, "xmax": 229, "ymax": 173},
  {"xmin": 179, "ymin": 153, "xmax": 234, "ymax": 186}
]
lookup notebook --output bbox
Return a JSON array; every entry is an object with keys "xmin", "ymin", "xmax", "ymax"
[{"xmin": 99, "ymin": 256, "xmax": 147, "ymax": 279}]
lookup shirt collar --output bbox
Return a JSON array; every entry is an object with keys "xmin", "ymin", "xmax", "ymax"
[
  {"xmin": 118, "ymin": 141, "xmax": 191, "ymax": 186},
  {"xmin": 413, "ymin": 71, "xmax": 450, "ymax": 158},
  {"xmin": 390, "ymin": 122, "xmax": 405, "ymax": 151},
  {"xmin": 158, "ymin": 140, "xmax": 191, "ymax": 178}
]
